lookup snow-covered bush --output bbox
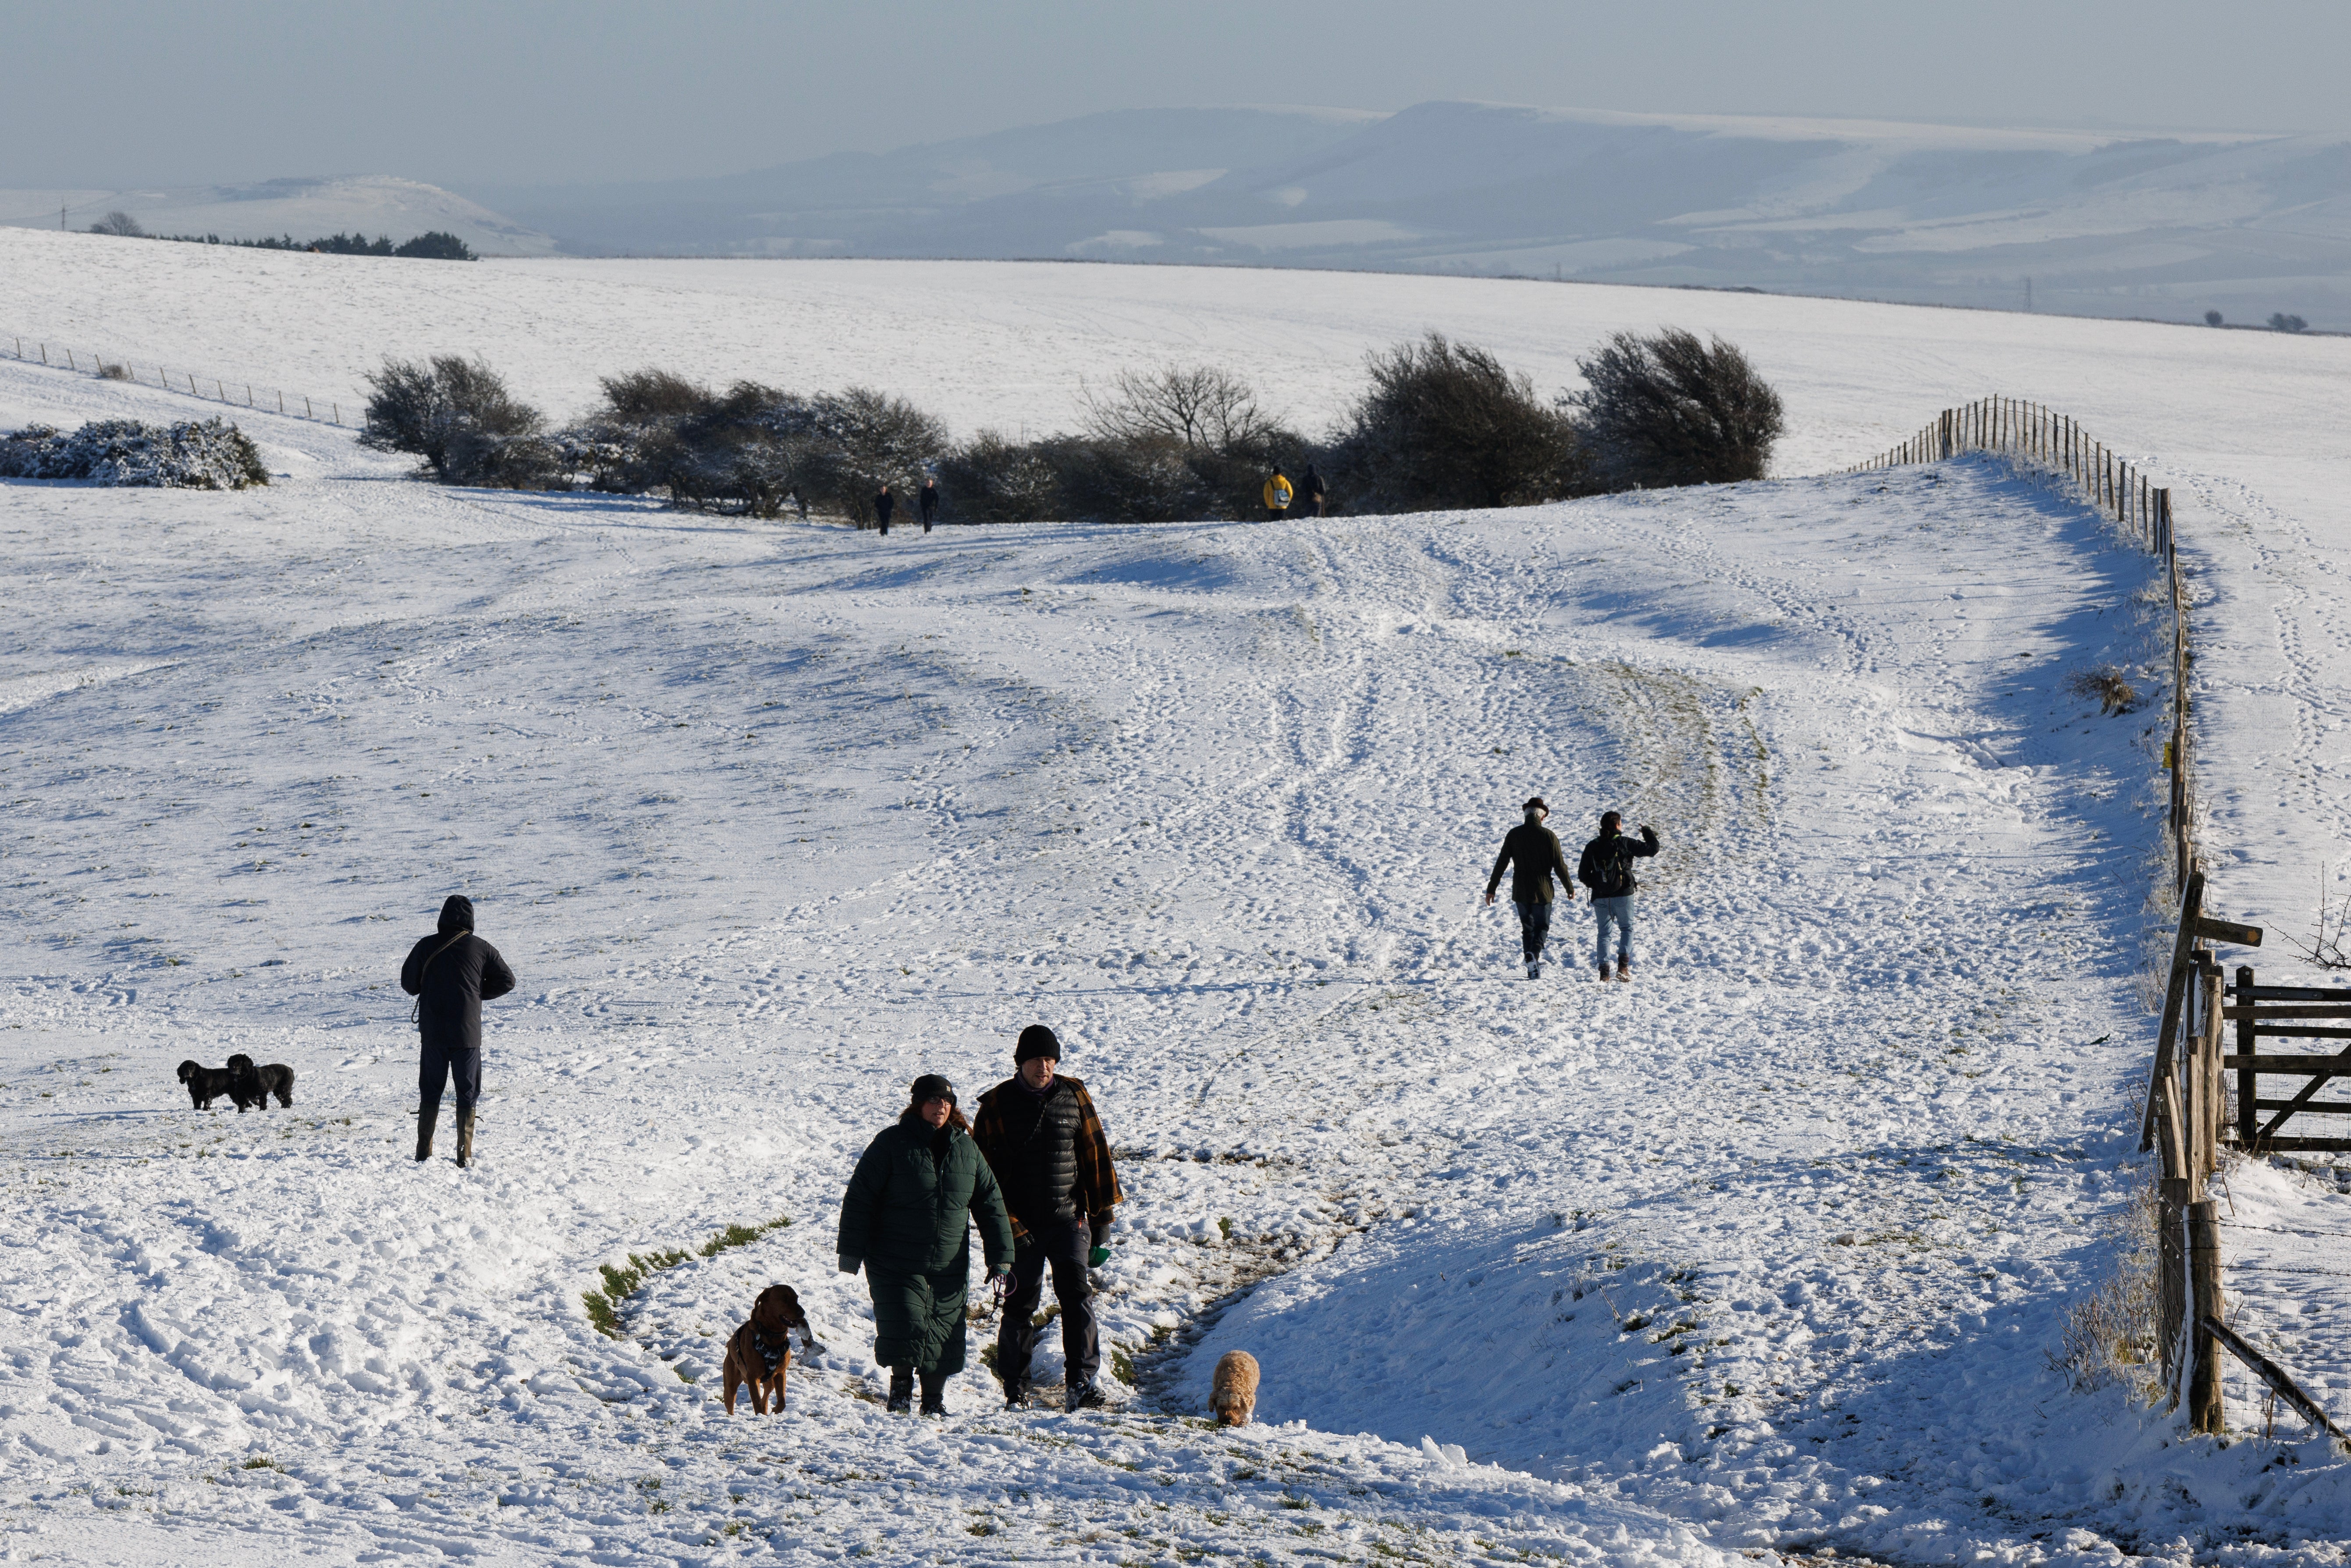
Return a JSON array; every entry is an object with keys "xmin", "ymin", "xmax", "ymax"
[
  {"xmin": 1571, "ymin": 327, "xmax": 1785, "ymax": 491},
  {"xmin": 0, "ymin": 418, "xmax": 268, "ymax": 489}
]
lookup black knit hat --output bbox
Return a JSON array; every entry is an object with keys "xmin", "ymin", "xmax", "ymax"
[
  {"xmin": 910, "ymin": 1073, "xmax": 957, "ymax": 1107},
  {"xmin": 1015, "ymin": 1025, "xmax": 1062, "ymax": 1064}
]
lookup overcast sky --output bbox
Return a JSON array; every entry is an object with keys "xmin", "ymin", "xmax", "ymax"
[{"xmin": 10, "ymin": 0, "xmax": 2347, "ymax": 191}]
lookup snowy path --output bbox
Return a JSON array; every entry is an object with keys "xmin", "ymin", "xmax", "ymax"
[{"xmin": 6, "ymin": 305, "xmax": 2351, "ymax": 1561}]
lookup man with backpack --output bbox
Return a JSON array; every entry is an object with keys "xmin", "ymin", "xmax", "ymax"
[
  {"xmin": 1262, "ymin": 469, "xmax": 1293, "ymax": 520},
  {"xmin": 1578, "ymin": 812, "xmax": 1660, "ymax": 982},
  {"xmin": 398, "ymin": 894, "xmax": 515, "ymax": 1166},
  {"xmin": 1483, "ymin": 797, "xmax": 1575, "ymax": 979}
]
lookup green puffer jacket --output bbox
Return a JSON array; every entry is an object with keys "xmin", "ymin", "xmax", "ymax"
[
  {"xmin": 838, "ymin": 1113, "xmax": 1014, "ymax": 1276},
  {"xmin": 838, "ymin": 1113, "xmax": 1016, "ymax": 1375}
]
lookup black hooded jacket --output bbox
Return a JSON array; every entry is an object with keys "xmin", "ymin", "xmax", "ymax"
[
  {"xmin": 400, "ymin": 895, "xmax": 515, "ymax": 1054},
  {"xmin": 1578, "ymin": 826, "xmax": 1661, "ymax": 899}
]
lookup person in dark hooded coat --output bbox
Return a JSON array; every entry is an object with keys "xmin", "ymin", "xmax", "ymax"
[
  {"xmin": 398, "ymin": 894, "xmax": 515, "ymax": 1167},
  {"xmin": 838, "ymin": 1074, "xmax": 1016, "ymax": 1415}
]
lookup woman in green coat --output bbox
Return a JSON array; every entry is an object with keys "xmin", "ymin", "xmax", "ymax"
[{"xmin": 838, "ymin": 1074, "xmax": 1016, "ymax": 1415}]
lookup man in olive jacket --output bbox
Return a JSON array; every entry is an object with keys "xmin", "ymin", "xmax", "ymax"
[
  {"xmin": 398, "ymin": 894, "xmax": 515, "ymax": 1167},
  {"xmin": 1483, "ymin": 796, "xmax": 1576, "ymax": 979},
  {"xmin": 838, "ymin": 1074, "xmax": 1016, "ymax": 1415},
  {"xmin": 971, "ymin": 1025, "xmax": 1123, "ymax": 1412},
  {"xmin": 1578, "ymin": 810, "xmax": 1661, "ymax": 982}
]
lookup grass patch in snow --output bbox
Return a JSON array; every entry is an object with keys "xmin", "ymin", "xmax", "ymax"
[{"xmin": 583, "ymin": 1214, "xmax": 794, "ymax": 1338}]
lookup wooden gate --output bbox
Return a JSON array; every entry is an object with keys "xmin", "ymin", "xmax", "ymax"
[{"xmin": 2226, "ymin": 971, "xmax": 2351, "ymax": 1153}]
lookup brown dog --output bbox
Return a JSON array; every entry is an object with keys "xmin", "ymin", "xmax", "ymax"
[
  {"xmin": 1210, "ymin": 1350, "xmax": 1260, "ymax": 1426},
  {"xmin": 721, "ymin": 1285, "xmax": 816, "ymax": 1415}
]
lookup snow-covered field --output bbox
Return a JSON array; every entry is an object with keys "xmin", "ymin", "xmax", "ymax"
[{"xmin": 7, "ymin": 243, "xmax": 2351, "ymax": 1565}]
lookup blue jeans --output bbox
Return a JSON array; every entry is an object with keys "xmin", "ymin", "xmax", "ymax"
[
  {"xmin": 1593, "ymin": 896, "xmax": 1634, "ymax": 968},
  {"xmin": 1512, "ymin": 900, "xmax": 1553, "ymax": 962}
]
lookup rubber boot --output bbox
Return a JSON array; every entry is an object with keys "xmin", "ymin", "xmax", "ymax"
[
  {"xmin": 919, "ymin": 1370, "xmax": 948, "ymax": 1417},
  {"xmin": 415, "ymin": 1107, "xmax": 437, "ymax": 1162},
  {"xmin": 886, "ymin": 1366, "xmax": 914, "ymax": 1414},
  {"xmin": 456, "ymin": 1109, "xmax": 476, "ymax": 1167}
]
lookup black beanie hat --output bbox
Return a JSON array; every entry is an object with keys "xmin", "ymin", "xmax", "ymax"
[
  {"xmin": 1015, "ymin": 1025, "xmax": 1062, "ymax": 1064},
  {"xmin": 910, "ymin": 1073, "xmax": 957, "ymax": 1107}
]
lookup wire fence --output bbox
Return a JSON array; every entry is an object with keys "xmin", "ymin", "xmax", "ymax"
[{"xmin": 3, "ymin": 330, "xmax": 352, "ymax": 428}]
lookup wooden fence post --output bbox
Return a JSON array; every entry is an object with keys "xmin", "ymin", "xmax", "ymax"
[
  {"xmin": 2159, "ymin": 1174, "xmax": 2188, "ymax": 1406},
  {"xmin": 2188, "ymin": 1200, "xmax": 2226, "ymax": 1433},
  {"xmin": 2236, "ymin": 963, "xmax": 2258, "ymax": 1148}
]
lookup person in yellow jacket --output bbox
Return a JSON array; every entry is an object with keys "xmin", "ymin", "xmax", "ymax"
[{"xmin": 1262, "ymin": 469, "xmax": 1293, "ymax": 520}]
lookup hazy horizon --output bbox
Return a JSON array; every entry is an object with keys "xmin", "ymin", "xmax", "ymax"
[{"xmin": 8, "ymin": 0, "xmax": 2348, "ymax": 190}]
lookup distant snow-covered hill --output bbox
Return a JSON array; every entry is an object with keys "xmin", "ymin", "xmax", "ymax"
[
  {"xmin": 476, "ymin": 101, "xmax": 2351, "ymax": 329},
  {"xmin": 0, "ymin": 174, "xmax": 560, "ymax": 255}
]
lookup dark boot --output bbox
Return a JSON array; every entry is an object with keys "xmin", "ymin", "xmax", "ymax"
[
  {"xmin": 885, "ymin": 1366, "xmax": 914, "ymax": 1414},
  {"xmin": 456, "ymin": 1110, "xmax": 476, "ymax": 1167},
  {"xmin": 415, "ymin": 1108, "xmax": 437, "ymax": 1162},
  {"xmin": 918, "ymin": 1371, "xmax": 948, "ymax": 1417},
  {"xmin": 1616, "ymin": 959, "xmax": 1632, "ymax": 983}
]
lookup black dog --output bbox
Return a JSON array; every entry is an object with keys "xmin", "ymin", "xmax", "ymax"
[
  {"xmin": 177, "ymin": 1059, "xmax": 236, "ymax": 1110},
  {"xmin": 224, "ymin": 1054, "xmax": 295, "ymax": 1111}
]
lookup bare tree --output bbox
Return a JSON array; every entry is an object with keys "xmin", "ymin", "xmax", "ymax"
[
  {"xmin": 87, "ymin": 210, "xmax": 146, "ymax": 238},
  {"xmin": 1570, "ymin": 328, "xmax": 1784, "ymax": 490},
  {"xmin": 2269, "ymin": 312, "xmax": 2309, "ymax": 333},
  {"xmin": 1081, "ymin": 364, "xmax": 1280, "ymax": 454}
]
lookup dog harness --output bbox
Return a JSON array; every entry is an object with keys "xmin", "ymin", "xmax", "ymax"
[{"xmin": 749, "ymin": 1325, "xmax": 791, "ymax": 1375}]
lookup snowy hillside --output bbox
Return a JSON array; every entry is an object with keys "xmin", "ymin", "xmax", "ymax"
[
  {"xmin": 7, "ymin": 245, "xmax": 2351, "ymax": 1562},
  {"xmin": 471, "ymin": 102, "xmax": 2351, "ymax": 330}
]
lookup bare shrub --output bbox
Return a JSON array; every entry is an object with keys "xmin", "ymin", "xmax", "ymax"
[
  {"xmin": 360, "ymin": 355, "xmax": 551, "ymax": 486},
  {"xmin": 2287, "ymin": 867, "xmax": 2351, "ymax": 969},
  {"xmin": 1571, "ymin": 327, "xmax": 1784, "ymax": 490},
  {"xmin": 2051, "ymin": 1172, "xmax": 2163, "ymax": 1399},
  {"xmin": 1082, "ymin": 365, "xmax": 1280, "ymax": 454},
  {"xmin": 87, "ymin": 211, "xmax": 145, "ymax": 238},
  {"xmin": 1327, "ymin": 332, "xmax": 1586, "ymax": 513},
  {"xmin": 2065, "ymin": 666, "xmax": 2141, "ymax": 715},
  {"xmin": 96, "ymin": 363, "xmax": 133, "ymax": 382},
  {"xmin": 2205, "ymin": 310, "xmax": 2224, "ymax": 327}
]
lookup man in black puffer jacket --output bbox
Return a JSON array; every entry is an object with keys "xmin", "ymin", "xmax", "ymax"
[
  {"xmin": 971, "ymin": 1025, "xmax": 1124, "ymax": 1413},
  {"xmin": 399, "ymin": 894, "xmax": 515, "ymax": 1167},
  {"xmin": 1577, "ymin": 811, "xmax": 1661, "ymax": 982}
]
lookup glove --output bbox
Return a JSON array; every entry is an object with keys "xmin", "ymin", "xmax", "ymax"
[
  {"xmin": 1089, "ymin": 1245, "xmax": 1111, "ymax": 1268},
  {"xmin": 1089, "ymin": 1215, "xmax": 1112, "ymax": 1269}
]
